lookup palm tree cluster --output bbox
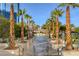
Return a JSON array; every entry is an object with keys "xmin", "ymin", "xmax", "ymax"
[
  {"xmin": 42, "ymin": 3, "xmax": 79, "ymax": 50},
  {"xmin": 1, "ymin": 3, "xmax": 79, "ymax": 50},
  {"xmin": 9, "ymin": 4, "xmax": 36, "ymax": 49}
]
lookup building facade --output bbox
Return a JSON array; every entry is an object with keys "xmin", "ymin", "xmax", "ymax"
[{"xmin": 0, "ymin": 3, "xmax": 20, "ymax": 23}]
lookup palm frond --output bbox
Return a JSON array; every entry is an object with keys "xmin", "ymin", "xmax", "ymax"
[
  {"xmin": 17, "ymin": 9, "xmax": 22, "ymax": 16},
  {"xmin": 22, "ymin": 9, "xmax": 26, "ymax": 14},
  {"xmin": 52, "ymin": 8, "xmax": 64, "ymax": 17},
  {"xmin": 58, "ymin": 3, "xmax": 66, "ymax": 8},
  {"xmin": 58, "ymin": 3, "xmax": 79, "ymax": 8},
  {"xmin": 24, "ymin": 14, "xmax": 32, "ymax": 20},
  {"xmin": 30, "ymin": 20, "xmax": 35, "ymax": 24}
]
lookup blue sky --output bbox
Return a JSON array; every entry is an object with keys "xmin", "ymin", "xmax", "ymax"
[
  {"xmin": 20, "ymin": 3, "xmax": 59, "ymax": 26},
  {"xmin": 1, "ymin": 3, "xmax": 79, "ymax": 27}
]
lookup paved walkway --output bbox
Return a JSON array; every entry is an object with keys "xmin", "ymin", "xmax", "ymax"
[
  {"xmin": 0, "ymin": 50, "xmax": 16, "ymax": 56},
  {"xmin": 23, "ymin": 35, "xmax": 61, "ymax": 56},
  {"xmin": 63, "ymin": 50, "xmax": 79, "ymax": 56},
  {"xmin": 0, "ymin": 43, "xmax": 16, "ymax": 56},
  {"xmin": 23, "ymin": 39, "xmax": 34, "ymax": 56},
  {"xmin": 0, "ymin": 35, "xmax": 61, "ymax": 56},
  {"xmin": 1, "ymin": 34, "xmax": 79, "ymax": 56},
  {"xmin": 23, "ymin": 36, "xmax": 49, "ymax": 56}
]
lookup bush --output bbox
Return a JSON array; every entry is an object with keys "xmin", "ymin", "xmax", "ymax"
[{"xmin": 0, "ymin": 16, "xmax": 28, "ymax": 42}]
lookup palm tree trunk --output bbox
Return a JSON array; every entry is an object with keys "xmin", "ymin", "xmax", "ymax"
[
  {"xmin": 56, "ymin": 16, "xmax": 59, "ymax": 45},
  {"xmin": 28, "ymin": 19, "xmax": 30, "ymax": 39},
  {"xmin": 66, "ymin": 6, "xmax": 72, "ymax": 50},
  {"xmin": 9, "ymin": 4, "xmax": 15, "ymax": 49},
  {"xmin": 2, "ymin": 33, "xmax": 5, "ymax": 43},
  {"xmin": 52, "ymin": 20, "xmax": 54, "ymax": 39},
  {"xmin": 21, "ymin": 15, "xmax": 24, "ymax": 43},
  {"xmin": 48, "ymin": 26, "xmax": 51, "ymax": 38},
  {"xmin": 27, "ymin": 20, "xmax": 29, "ymax": 39},
  {"xmin": 31, "ymin": 24, "xmax": 34, "ymax": 38}
]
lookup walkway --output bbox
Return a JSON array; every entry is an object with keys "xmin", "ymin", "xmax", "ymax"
[
  {"xmin": 1, "ymin": 33, "xmax": 79, "ymax": 56},
  {"xmin": 24, "ymin": 34, "xmax": 61, "ymax": 56},
  {"xmin": 0, "ymin": 43, "xmax": 16, "ymax": 56}
]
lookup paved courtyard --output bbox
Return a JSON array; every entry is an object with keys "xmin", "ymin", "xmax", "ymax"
[
  {"xmin": 0, "ymin": 34, "xmax": 79, "ymax": 56},
  {"xmin": 63, "ymin": 50, "xmax": 79, "ymax": 56}
]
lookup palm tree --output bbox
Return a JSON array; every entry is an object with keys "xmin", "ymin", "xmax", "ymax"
[
  {"xmin": 58, "ymin": 3, "xmax": 79, "ymax": 50},
  {"xmin": 9, "ymin": 3, "xmax": 15, "ymax": 49},
  {"xmin": 30, "ymin": 20, "xmax": 35, "ymax": 37},
  {"xmin": 52, "ymin": 8, "xmax": 63, "ymax": 45},
  {"xmin": 46, "ymin": 19, "xmax": 52, "ymax": 38},
  {"xmin": 17, "ymin": 9, "xmax": 25, "ymax": 43},
  {"xmin": 50, "ymin": 15, "xmax": 56, "ymax": 39},
  {"xmin": 24, "ymin": 14, "xmax": 32, "ymax": 39}
]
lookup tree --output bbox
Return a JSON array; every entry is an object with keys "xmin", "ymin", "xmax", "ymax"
[
  {"xmin": 45, "ymin": 18, "xmax": 52, "ymax": 38},
  {"xmin": 0, "ymin": 16, "xmax": 9, "ymax": 42},
  {"xmin": 52, "ymin": 8, "xmax": 63, "ymax": 45},
  {"xmin": 24, "ymin": 14, "xmax": 32, "ymax": 39},
  {"xmin": 75, "ymin": 27, "xmax": 79, "ymax": 32},
  {"xmin": 58, "ymin": 3, "xmax": 79, "ymax": 50},
  {"xmin": 60, "ymin": 25, "xmax": 66, "ymax": 31},
  {"xmin": 9, "ymin": 4, "xmax": 15, "ymax": 49},
  {"xmin": 30, "ymin": 20, "xmax": 35, "ymax": 37},
  {"xmin": 17, "ymin": 9, "xmax": 25, "ymax": 43},
  {"xmin": 50, "ymin": 13, "xmax": 56, "ymax": 39}
]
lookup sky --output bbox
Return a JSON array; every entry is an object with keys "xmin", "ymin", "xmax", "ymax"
[{"xmin": 1, "ymin": 3, "xmax": 79, "ymax": 27}]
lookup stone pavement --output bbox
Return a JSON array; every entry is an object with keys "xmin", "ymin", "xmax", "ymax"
[
  {"xmin": 1, "ymin": 38, "xmax": 79, "ymax": 56},
  {"xmin": 0, "ymin": 50, "xmax": 16, "ymax": 56},
  {"xmin": 0, "ymin": 43, "xmax": 17, "ymax": 56},
  {"xmin": 63, "ymin": 50, "xmax": 79, "ymax": 56},
  {"xmin": 0, "ymin": 38, "xmax": 34, "ymax": 56},
  {"xmin": 23, "ymin": 39, "xmax": 34, "ymax": 56}
]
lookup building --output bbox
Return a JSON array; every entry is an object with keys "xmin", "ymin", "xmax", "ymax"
[{"xmin": 0, "ymin": 3, "xmax": 20, "ymax": 23}]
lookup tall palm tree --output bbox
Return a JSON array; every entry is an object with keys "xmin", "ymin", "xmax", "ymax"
[
  {"xmin": 50, "ymin": 15, "xmax": 56, "ymax": 39},
  {"xmin": 30, "ymin": 20, "xmax": 35, "ymax": 37},
  {"xmin": 24, "ymin": 14, "xmax": 32, "ymax": 39},
  {"xmin": 58, "ymin": 3, "xmax": 79, "ymax": 50},
  {"xmin": 9, "ymin": 4, "xmax": 15, "ymax": 49},
  {"xmin": 46, "ymin": 19, "xmax": 52, "ymax": 38},
  {"xmin": 52, "ymin": 8, "xmax": 63, "ymax": 45},
  {"xmin": 17, "ymin": 9, "xmax": 25, "ymax": 43}
]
